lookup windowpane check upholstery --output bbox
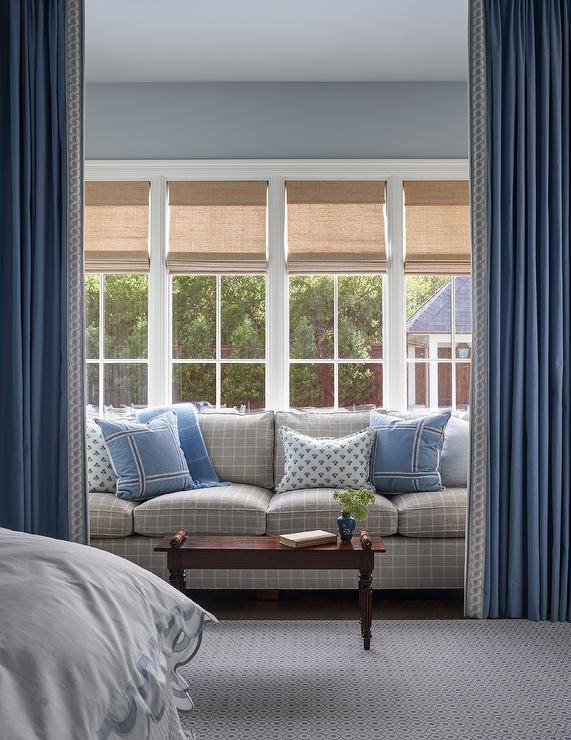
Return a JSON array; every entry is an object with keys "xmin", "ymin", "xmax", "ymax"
[
  {"xmin": 392, "ymin": 489, "xmax": 467, "ymax": 537},
  {"xmin": 199, "ymin": 411, "xmax": 274, "ymax": 490},
  {"xmin": 89, "ymin": 492, "xmax": 138, "ymax": 538},
  {"xmin": 266, "ymin": 489, "xmax": 397, "ymax": 537},
  {"xmin": 133, "ymin": 483, "xmax": 272, "ymax": 536}
]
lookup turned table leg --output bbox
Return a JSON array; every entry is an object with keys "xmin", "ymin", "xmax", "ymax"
[
  {"xmin": 359, "ymin": 568, "xmax": 373, "ymax": 650},
  {"xmin": 168, "ymin": 567, "xmax": 187, "ymax": 594}
]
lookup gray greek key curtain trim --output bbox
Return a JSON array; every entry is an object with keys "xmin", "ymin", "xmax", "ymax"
[
  {"xmin": 66, "ymin": 0, "xmax": 88, "ymax": 543},
  {"xmin": 465, "ymin": 0, "xmax": 488, "ymax": 618}
]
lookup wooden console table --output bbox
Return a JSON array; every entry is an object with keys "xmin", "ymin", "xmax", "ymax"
[{"xmin": 155, "ymin": 533, "xmax": 386, "ymax": 650}]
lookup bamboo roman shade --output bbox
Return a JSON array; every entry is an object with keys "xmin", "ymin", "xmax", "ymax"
[
  {"xmin": 404, "ymin": 180, "xmax": 471, "ymax": 273},
  {"xmin": 84, "ymin": 181, "xmax": 150, "ymax": 272},
  {"xmin": 286, "ymin": 181, "xmax": 387, "ymax": 273},
  {"xmin": 168, "ymin": 181, "xmax": 267, "ymax": 273}
]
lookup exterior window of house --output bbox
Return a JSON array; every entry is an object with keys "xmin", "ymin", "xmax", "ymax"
[
  {"xmin": 168, "ymin": 181, "xmax": 267, "ymax": 411},
  {"xmin": 404, "ymin": 181, "xmax": 471, "ymax": 411},
  {"xmin": 84, "ymin": 181, "xmax": 150, "ymax": 415},
  {"xmin": 286, "ymin": 181, "xmax": 386, "ymax": 409}
]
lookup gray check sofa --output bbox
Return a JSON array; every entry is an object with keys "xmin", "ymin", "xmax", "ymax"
[{"xmin": 90, "ymin": 410, "xmax": 468, "ymax": 590}]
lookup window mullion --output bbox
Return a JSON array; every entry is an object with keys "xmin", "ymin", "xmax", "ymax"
[
  {"xmin": 99, "ymin": 273, "xmax": 105, "ymax": 413},
  {"xmin": 386, "ymin": 176, "xmax": 406, "ymax": 412},
  {"xmin": 148, "ymin": 175, "xmax": 168, "ymax": 406},
  {"xmin": 215, "ymin": 275, "xmax": 222, "ymax": 408},
  {"xmin": 451, "ymin": 275, "xmax": 457, "ymax": 410},
  {"xmin": 267, "ymin": 176, "xmax": 288, "ymax": 410},
  {"xmin": 333, "ymin": 275, "xmax": 339, "ymax": 408}
]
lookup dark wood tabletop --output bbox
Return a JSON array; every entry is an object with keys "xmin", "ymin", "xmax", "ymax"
[{"xmin": 155, "ymin": 533, "xmax": 386, "ymax": 553}]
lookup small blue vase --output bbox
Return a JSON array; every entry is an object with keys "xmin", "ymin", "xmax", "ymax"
[{"xmin": 337, "ymin": 512, "xmax": 356, "ymax": 543}]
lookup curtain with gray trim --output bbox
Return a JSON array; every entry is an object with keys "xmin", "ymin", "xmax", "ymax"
[
  {"xmin": 0, "ymin": 0, "xmax": 87, "ymax": 543},
  {"xmin": 466, "ymin": 0, "xmax": 570, "ymax": 621}
]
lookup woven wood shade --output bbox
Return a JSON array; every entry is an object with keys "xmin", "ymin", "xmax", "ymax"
[
  {"xmin": 84, "ymin": 181, "xmax": 150, "ymax": 272},
  {"xmin": 286, "ymin": 181, "xmax": 387, "ymax": 273},
  {"xmin": 404, "ymin": 180, "xmax": 470, "ymax": 274},
  {"xmin": 168, "ymin": 181, "xmax": 267, "ymax": 273}
]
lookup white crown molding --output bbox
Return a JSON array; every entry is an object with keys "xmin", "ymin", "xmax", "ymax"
[{"xmin": 85, "ymin": 158, "xmax": 469, "ymax": 181}]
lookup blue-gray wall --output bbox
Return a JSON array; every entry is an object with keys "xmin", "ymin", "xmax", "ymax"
[{"xmin": 86, "ymin": 82, "xmax": 468, "ymax": 160}]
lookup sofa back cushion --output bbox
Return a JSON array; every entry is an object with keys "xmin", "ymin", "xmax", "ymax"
[
  {"xmin": 441, "ymin": 416, "xmax": 470, "ymax": 488},
  {"xmin": 198, "ymin": 411, "xmax": 274, "ymax": 489},
  {"xmin": 274, "ymin": 410, "xmax": 371, "ymax": 489}
]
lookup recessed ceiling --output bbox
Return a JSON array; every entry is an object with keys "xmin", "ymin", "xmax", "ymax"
[{"xmin": 86, "ymin": 0, "xmax": 468, "ymax": 83}]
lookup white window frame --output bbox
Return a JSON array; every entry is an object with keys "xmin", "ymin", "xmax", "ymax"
[{"xmin": 84, "ymin": 159, "xmax": 469, "ymax": 413}]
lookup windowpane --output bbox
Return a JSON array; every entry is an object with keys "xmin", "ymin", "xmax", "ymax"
[
  {"xmin": 86, "ymin": 364, "xmax": 99, "ymax": 410},
  {"xmin": 172, "ymin": 363, "xmax": 216, "ymax": 405},
  {"xmin": 407, "ymin": 361, "xmax": 430, "ymax": 410},
  {"xmin": 290, "ymin": 363, "xmax": 334, "ymax": 409},
  {"xmin": 407, "ymin": 361, "xmax": 454, "ymax": 410},
  {"xmin": 85, "ymin": 275, "xmax": 100, "ymax": 359},
  {"xmin": 172, "ymin": 276, "xmax": 216, "ymax": 360},
  {"xmin": 104, "ymin": 363, "xmax": 148, "ymax": 408},
  {"xmin": 454, "ymin": 275, "xmax": 473, "ymax": 358},
  {"xmin": 456, "ymin": 362, "xmax": 471, "ymax": 410},
  {"xmin": 338, "ymin": 275, "xmax": 382, "ymax": 359},
  {"xmin": 104, "ymin": 274, "xmax": 148, "ymax": 359},
  {"xmin": 221, "ymin": 363, "xmax": 265, "ymax": 410},
  {"xmin": 437, "ymin": 362, "xmax": 452, "ymax": 408},
  {"xmin": 406, "ymin": 275, "xmax": 450, "ymax": 359},
  {"xmin": 338, "ymin": 363, "xmax": 382, "ymax": 409},
  {"xmin": 221, "ymin": 276, "xmax": 265, "ymax": 359},
  {"xmin": 289, "ymin": 276, "xmax": 333, "ymax": 359}
]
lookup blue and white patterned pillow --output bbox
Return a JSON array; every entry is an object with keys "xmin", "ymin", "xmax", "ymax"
[
  {"xmin": 369, "ymin": 410, "xmax": 451, "ymax": 493},
  {"xmin": 86, "ymin": 421, "xmax": 117, "ymax": 493},
  {"xmin": 276, "ymin": 425, "xmax": 376, "ymax": 493},
  {"xmin": 96, "ymin": 411, "xmax": 192, "ymax": 501}
]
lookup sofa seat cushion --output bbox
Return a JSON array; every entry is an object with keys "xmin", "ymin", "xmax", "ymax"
[
  {"xmin": 392, "ymin": 488, "xmax": 467, "ymax": 537},
  {"xmin": 133, "ymin": 483, "xmax": 272, "ymax": 536},
  {"xmin": 199, "ymin": 411, "xmax": 274, "ymax": 490},
  {"xmin": 89, "ymin": 492, "xmax": 138, "ymax": 538},
  {"xmin": 266, "ymin": 489, "xmax": 398, "ymax": 537}
]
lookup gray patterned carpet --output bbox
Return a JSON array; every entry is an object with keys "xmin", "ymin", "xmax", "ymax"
[{"xmin": 179, "ymin": 619, "xmax": 571, "ymax": 740}]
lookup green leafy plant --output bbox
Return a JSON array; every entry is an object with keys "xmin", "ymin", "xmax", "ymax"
[{"xmin": 332, "ymin": 488, "xmax": 376, "ymax": 523}]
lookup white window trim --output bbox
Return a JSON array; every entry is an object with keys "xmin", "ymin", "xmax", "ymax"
[{"xmin": 85, "ymin": 159, "xmax": 469, "ymax": 413}]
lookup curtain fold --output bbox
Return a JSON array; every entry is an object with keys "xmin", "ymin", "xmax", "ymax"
[
  {"xmin": 0, "ymin": 0, "xmax": 86, "ymax": 542},
  {"xmin": 467, "ymin": 0, "xmax": 570, "ymax": 621}
]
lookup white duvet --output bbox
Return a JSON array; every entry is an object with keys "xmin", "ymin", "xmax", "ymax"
[{"xmin": 0, "ymin": 527, "xmax": 215, "ymax": 740}]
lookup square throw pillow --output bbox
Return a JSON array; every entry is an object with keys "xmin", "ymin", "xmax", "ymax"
[
  {"xmin": 276, "ymin": 425, "xmax": 375, "ymax": 493},
  {"xmin": 96, "ymin": 411, "xmax": 192, "ymax": 501},
  {"xmin": 370, "ymin": 410, "xmax": 451, "ymax": 493},
  {"xmin": 86, "ymin": 421, "xmax": 116, "ymax": 493}
]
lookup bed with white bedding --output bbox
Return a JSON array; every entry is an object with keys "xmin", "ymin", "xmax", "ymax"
[{"xmin": 0, "ymin": 527, "xmax": 215, "ymax": 740}]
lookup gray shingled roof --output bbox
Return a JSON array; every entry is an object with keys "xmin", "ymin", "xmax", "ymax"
[{"xmin": 406, "ymin": 276, "xmax": 472, "ymax": 334}]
